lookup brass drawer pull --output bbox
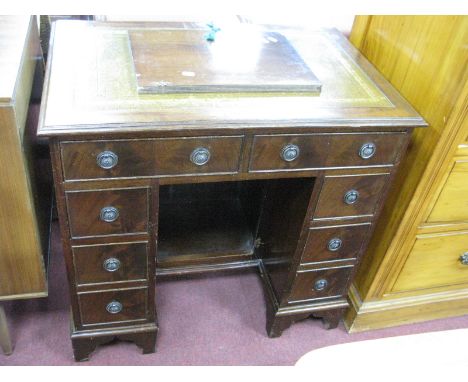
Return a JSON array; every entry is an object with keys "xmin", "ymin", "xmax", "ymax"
[
  {"xmin": 359, "ymin": 143, "xmax": 376, "ymax": 159},
  {"xmin": 100, "ymin": 206, "xmax": 119, "ymax": 223},
  {"xmin": 314, "ymin": 279, "xmax": 328, "ymax": 291},
  {"xmin": 106, "ymin": 301, "xmax": 123, "ymax": 314},
  {"xmin": 97, "ymin": 150, "xmax": 118, "ymax": 169},
  {"xmin": 327, "ymin": 238, "xmax": 342, "ymax": 251},
  {"xmin": 459, "ymin": 252, "xmax": 468, "ymax": 265},
  {"xmin": 103, "ymin": 257, "xmax": 121, "ymax": 272},
  {"xmin": 344, "ymin": 190, "xmax": 359, "ymax": 205},
  {"xmin": 190, "ymin": 147, "xmax": 211, "ymax": 166},
  {"xmin": 281, "ymin": 144, "xmax": 300, "ymax": 162}
]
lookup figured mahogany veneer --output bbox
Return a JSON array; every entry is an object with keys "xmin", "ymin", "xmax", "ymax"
[
  {"xmin": 288, "ymin": 266, "xmax": 354, "ymax": 303},
  {"xmin": 61, "ymin": 136, "xmax": 244, "ymax": 181},
  {"xmin": 38, "ymin": 21, "xmax": 426, "ymax": 361},
  {"xmin": 66, "ymin": 188, "xmax": 149, "ymax": 238},
  {"xmin": 249, "ymin": 133, "xmax": 407, "ymax": 172},
  {"xmin": 314, "ymin": 174, "xmax": 390, "ymax": 219},
  {"xmin": 78, "ymin": 287, "xmax": 149, "ymax": 326},
  {"xmin": 300, "ymin": 224, "xmax": 371, "ymax": 264},
  {"xmin": 326, "ymin": 133, "xmax": 407, "ymax": 167},
  {"xmin": 73, "ymin": 242, "xmax": 148, "ymax": 285}
]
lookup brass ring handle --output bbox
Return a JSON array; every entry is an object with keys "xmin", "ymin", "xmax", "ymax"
[
  {"xmin": 344, "ymin": 190, "xmax": 359, "ymax": 205},
  {"xmin": 281, "ymin": 144, "xmax": 300, "ymax": 162},
  {"xmin": 190, "ymin": 147, "xmax": 211, "ymax": 166},
  {"xmin": 97, "ymin": 151, "xmax": 118, "ymax": 169},
  {"xmin": 314, "ymin": 279, "xmax": 328, "ymax": 291},
  {"xmin": 106, "ymin": 301, "xmax": 123, "ymax": 314},
  {"xmin": 100, "ymin": 206, "xmax": 119, "ymax": 223},
  {"xmin": 327, "ymin": 238, "xmax": 342, "ymax": 251},
  {"xmin": 103, "ymin": 257, "xmax": 121, "ymax": 272},
  {"xmin": 359, "ymin": 143, "xmax": 376, "ymax": 159}
]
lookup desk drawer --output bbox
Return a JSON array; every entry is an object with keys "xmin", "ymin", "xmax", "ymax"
[
  {"xmin": 78, "ymin": 287, "xmax": 148, "ymax": 326},
  {"xmin": 73, "ymin": 242, "xmax": 148, "ymax": 285},
  {"xmin": 249, "ymin": 134, "xmax": 329, "ymax": 171},
  {"xmin": 66, "ymin": 188, "xmax": 149, "ymax": 238},
  {"xmin": 427, "ymin": 161, "xmax": 468, "ymax": 223},
  {"xmin": 393, "ymin": 231, "xmax": 468, "ymax": 292},
  {"xmin": 314, "ymin": 174, "xmax": 389, "ymax": 219},
  {"xmin": 248, "ymin": 133, "xmax": 406, "ymax": 172},
  {"xmin": 326, "ymin": 133, "xmax": 407, "ymax": 167},
  {"xmin": 301, "ymin": 224, "xmax": 371, "ymax": 264},
  {"xmin": 61, "ymin": 136, "xmax": 243, "ymax": 180},
  {"xmin": 288, "ymin": 266, "xmax": 354, "ymax": 303}
]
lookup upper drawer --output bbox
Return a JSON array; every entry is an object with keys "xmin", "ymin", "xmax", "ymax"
[
  {"xmin": 314, "ymin": 173, "xmax": 390, "ymax": 219},
  {"xmin": 248, "ymin": 133, "xmax": 406, "ymax": 172},
  {"xmin": 326, "ymin": 133, "xmax": 408, "ymax": 167},
  {"xmin": 66, "ymin": 188, "xmax": 149, "ymax": 238},
  {"xmin": 249, "ymin": 134, "xmax": 329, "ymax": 171},
  {"xmin": 61, "ymin": 136, "xmax": 244, "ymax": 180}
]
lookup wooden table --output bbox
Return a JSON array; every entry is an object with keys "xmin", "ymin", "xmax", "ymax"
[
  {"xmin": 0, "ymin": 16, "xmax": 51, "ymax": 355},
  {"xmin": 38, "ymin": 21, "xmax": 425, "ymax": 361}
]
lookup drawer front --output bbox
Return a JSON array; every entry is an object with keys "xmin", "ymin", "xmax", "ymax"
[
  {"xmin": 78, "ymin": 288, "xmax": 148, "ymax": 326},
  {"xmin": 314, "ymin": 174, "xmax": 389, "ymax": 219},
  {"xmin": 392, "ymin": 231, "xmax": 468, "ymax": 292},
  {"xmin": 427, "ymin": 161, "xmax": 468, "ymax": 223},
  {"xmin": 61, "ymin": 136, "xmax": 243, "ymax": 180},
  {"xmin": 326, "ymin": 133, "xmax": 407, "ymax": 167},
  {"xmin": 301, "ymin": 224, "xmax": 371, "ymax": 264},
  {"xmin": 66, "ymin": 188, "xmax": 149, "ymax": 238},
  {"xmin": 248, "ymin": 132, "xmax": 406, "ymax": 172},
  {"xmin": 73, "ymin": 242, "xmax": 148, "ymax": 285},
  {"xmin": 288, "ymin": 266, "xmax": 354, "ymax": 303},
  {"xmin": 249, "ymin": 134, "xmax": 329, "ymax": 171}
]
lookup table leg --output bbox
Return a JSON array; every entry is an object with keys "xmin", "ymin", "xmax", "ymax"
[{"xmin": 0, "ymin": 305, "xmax": 13, "ymax": 355}]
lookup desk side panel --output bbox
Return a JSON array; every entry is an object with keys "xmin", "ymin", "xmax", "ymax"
[{"xmin": 0, "ymin": 106, "xmax": 47, "ymax": 299}]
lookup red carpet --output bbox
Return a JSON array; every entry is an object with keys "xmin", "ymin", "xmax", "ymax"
[{"xmin": 1, "ymin": 222, "xmax": 467, "ymax": 365}]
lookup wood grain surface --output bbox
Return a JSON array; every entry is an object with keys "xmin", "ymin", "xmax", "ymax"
[
  {"xmin": 37, "ymin": 22, "xmax": 425, "ymax": 136},
  {"xmin": 345, "ymin": 15, "xmax": 468, "ymax": 332},
  {"xmin": 0, "ymin": 16, "xmax": 49, "ymax": 300},
  {"xmin": 129, "ymin": 28, "xmax": 322, "ymax": 94}
]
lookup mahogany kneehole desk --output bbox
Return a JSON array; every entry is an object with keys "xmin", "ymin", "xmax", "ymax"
[{"xmin": 38, "ymin": 21, "xmax": 426, "ymax": 361}]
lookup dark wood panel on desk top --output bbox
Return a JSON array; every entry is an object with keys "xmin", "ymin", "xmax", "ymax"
[
  {"xmin": 129, "ymin": 29, "xmax": 322, "ymax": 94},
  {"xmin": 37, "ymin": 22, "xmax": 426, "ymax": 137}
]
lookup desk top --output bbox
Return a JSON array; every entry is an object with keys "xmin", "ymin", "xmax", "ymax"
[
  {"xmin": 0, "ymin": 16, "xmax": 32, "ymax": 104},
  {"xmin": 38, "ymin": 21, "xmax": 426, "ymax": 137}
]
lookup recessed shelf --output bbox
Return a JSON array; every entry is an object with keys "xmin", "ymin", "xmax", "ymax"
[
  {"xmin": 157, "ymin": 178, "xmax": 315, "ymax": 278},
  {"xmin": 158, "ymin": 198, "xmax": 256, "ymax": 268},
  {"xmin": 157, "ymin": 181, "xmax": 265, "ymax": 269}
]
